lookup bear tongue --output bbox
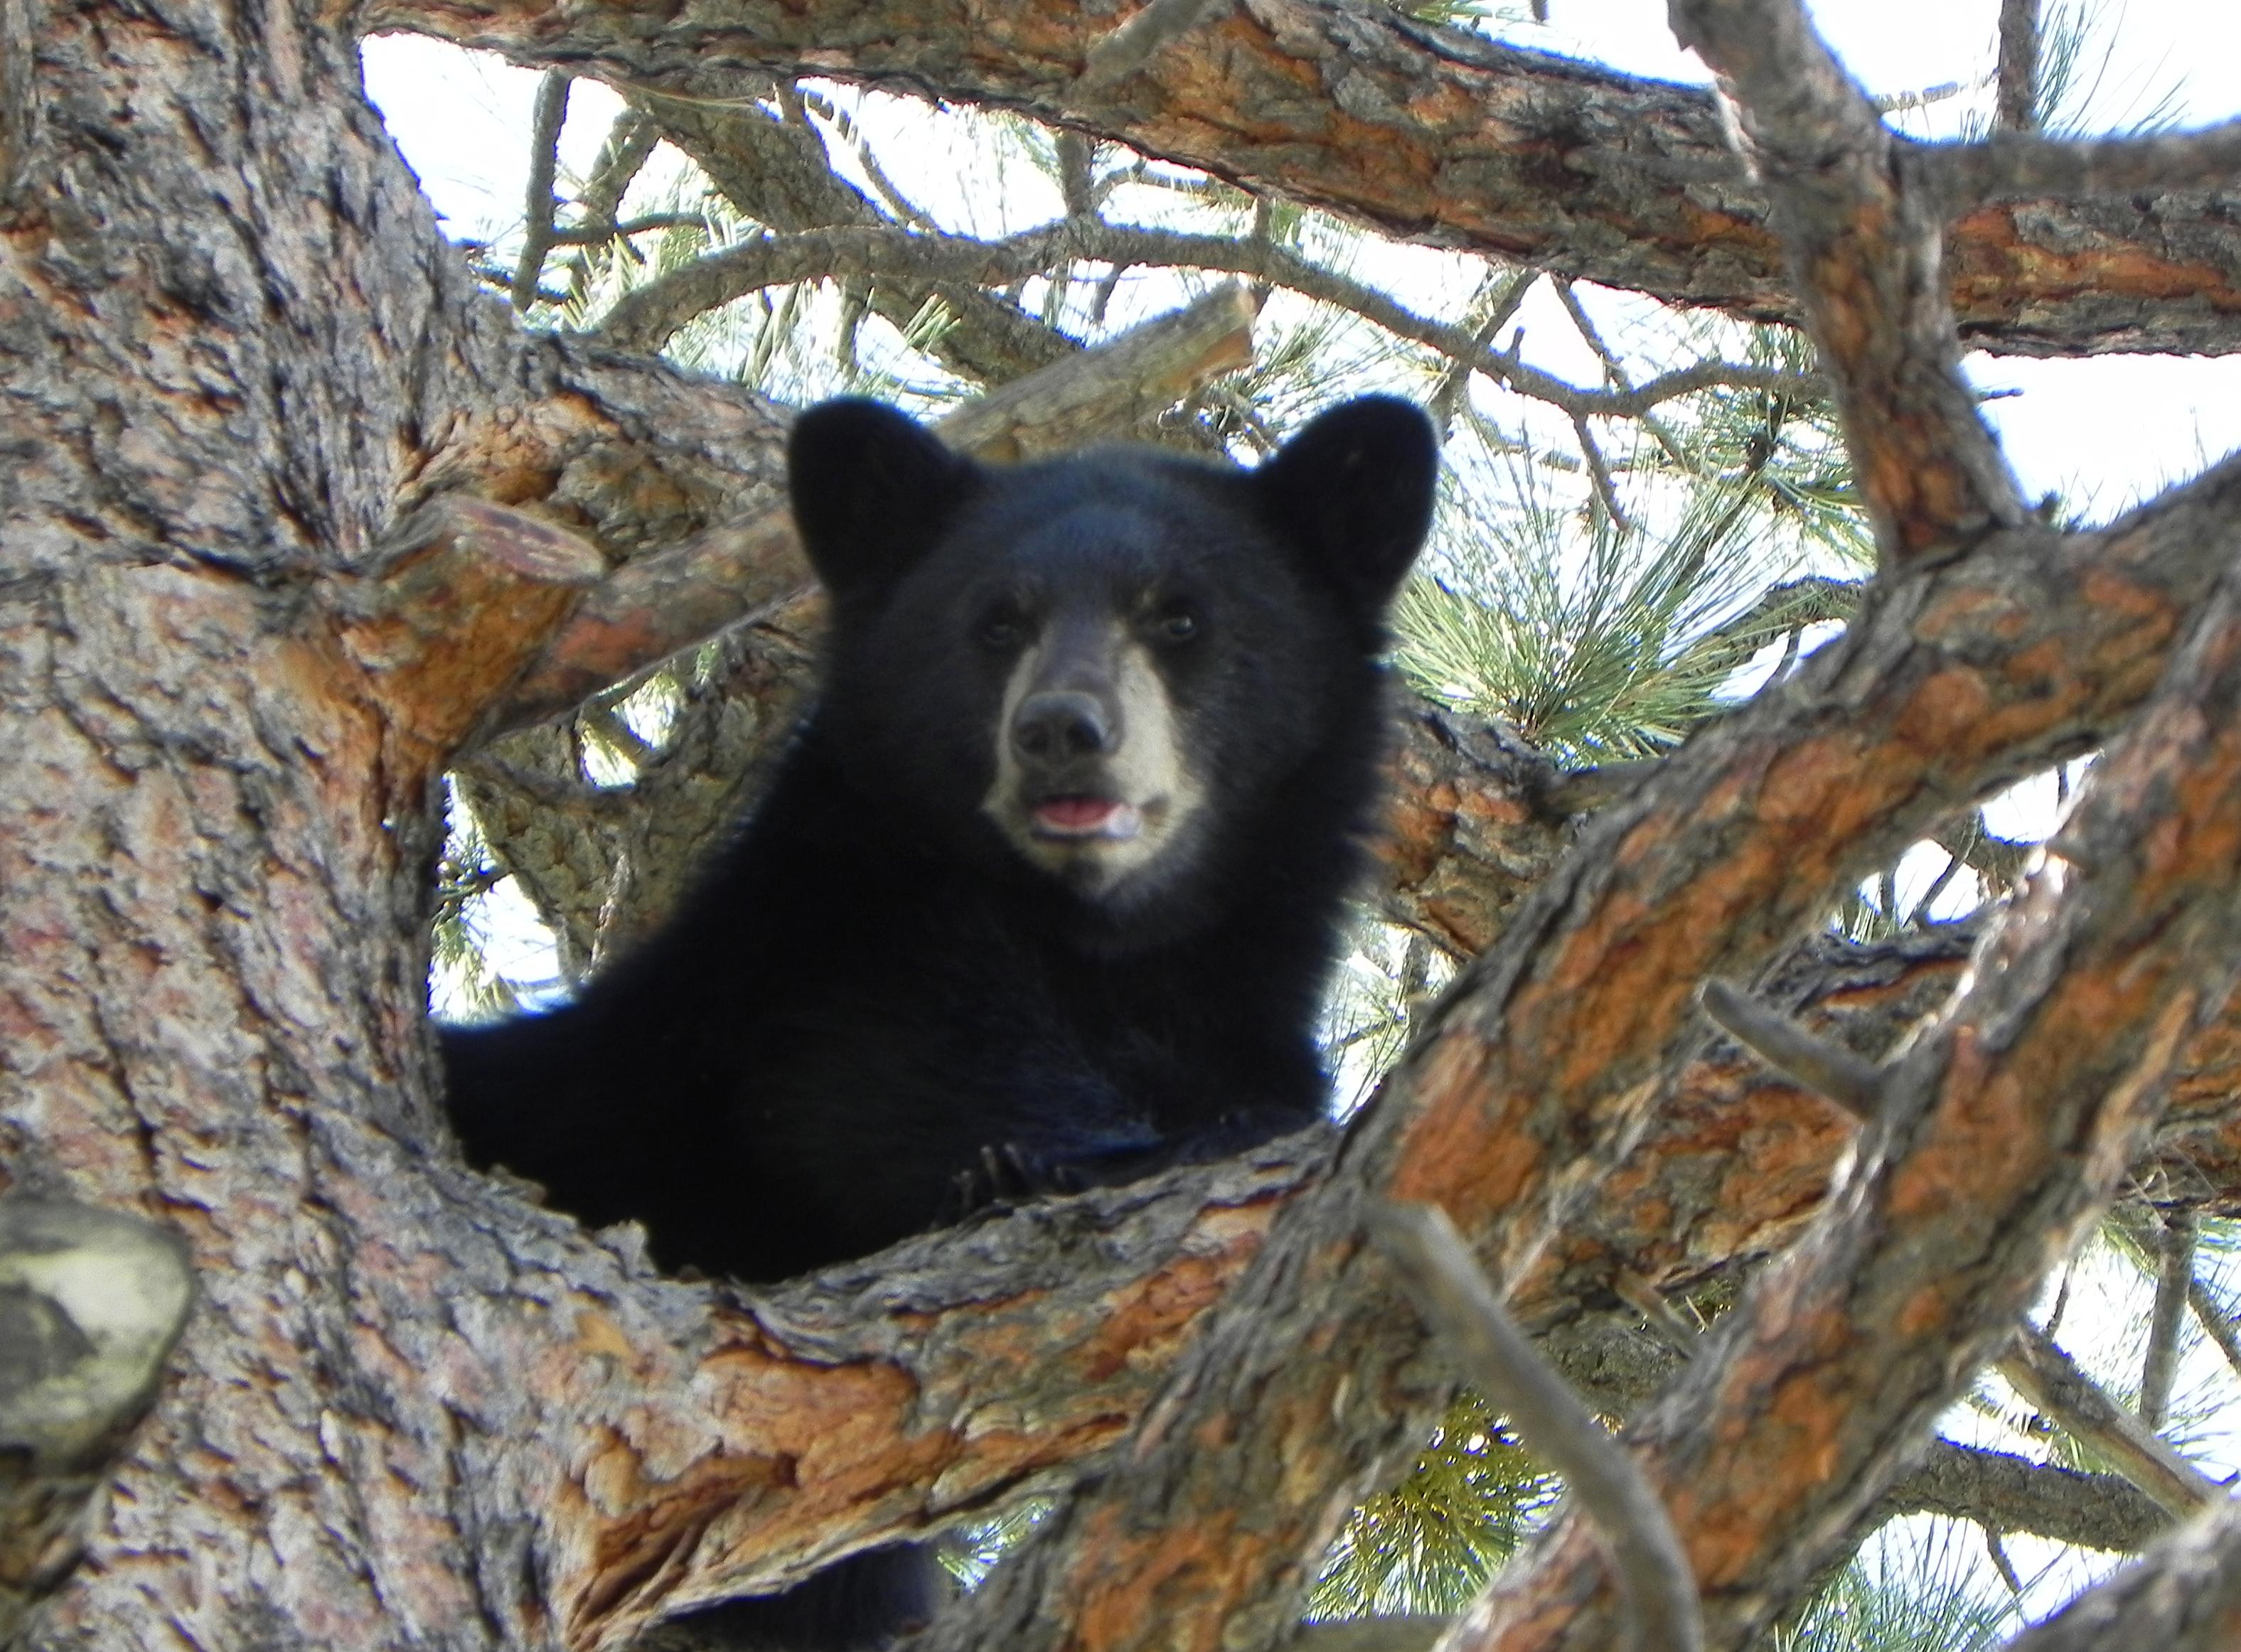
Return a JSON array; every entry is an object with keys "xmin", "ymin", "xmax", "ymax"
[{"xmin": 1034, "ymin": 796, "xmax": 1130, "ymax": 835}]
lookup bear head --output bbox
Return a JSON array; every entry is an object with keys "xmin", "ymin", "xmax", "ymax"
[{"xmin": 787, "ymin": 395, "xmax": 1438, "ymax": 926}]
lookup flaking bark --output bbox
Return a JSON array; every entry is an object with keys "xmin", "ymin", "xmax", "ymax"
[{"xmin": 368, "ymin": 0, "xmax": 2241, "ymax": 358}]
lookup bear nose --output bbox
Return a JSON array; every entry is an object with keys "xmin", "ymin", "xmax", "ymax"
[{"xmin": 1012, "ymin": 691, "xmax": 1113, "ymax": 765}]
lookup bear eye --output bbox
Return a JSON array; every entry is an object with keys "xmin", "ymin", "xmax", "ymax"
[
  {"xmin": 976, "ymin": 606, "xmax": 1025, "ymax": 650},
  {"xmin": 1152, "ymin": 602, "xmax": 1199, "ymax": 644}
]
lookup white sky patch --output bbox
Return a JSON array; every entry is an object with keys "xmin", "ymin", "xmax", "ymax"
[{"xmin": 361, "ymin": 33, "xmax": 629, "ymax": 242}]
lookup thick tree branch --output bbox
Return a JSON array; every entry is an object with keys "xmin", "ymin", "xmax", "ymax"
[
  {"xmin": 1669, "ymin": 0, "xmax": 2024, "ymax": 560},
  {"xmin": 362, "ymin": 0, "xmax": 2241, "ymax": 358},
  {"xmin": 1455, "ymin": 495, "xmax": 2241, "ymax": 1650},
  {"xmin": 1918, "ymin": 120, "xmax": 2241, "ymax": 219},
  {"xmin": 2001, "ymin": 1491, "xmax": 2241, "ymax": 1652}
]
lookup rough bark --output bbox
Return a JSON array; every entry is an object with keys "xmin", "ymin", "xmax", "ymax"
[{"xmin": 361, "ymin": 0, "xmax": 2241, "ymax": 358}]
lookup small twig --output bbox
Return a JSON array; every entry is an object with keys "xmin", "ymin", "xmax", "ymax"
[
  {"xmin": 511, "ymin": 71, "xmax": 571, "ymax": 314},
  {"xmin": 1871, "ymin": 80, "xmax": 1970, "ymax": 117},
  {"xmin": 1997, "ymin": 1325, "xmax": 2220, "ymax": 1517},
  {"xmin": 1571, "ymin": 414, "xmax": 1630, "ymax": 530},
  {"xmin": 2187, "ymin": 1279, "xmax": 2241, "ymax": 1382},
  {"xmin": 1698, "ymin": 980, "xmax": 1883, "ymax": 1120},
  {"xmin": 1984, "ymin": 1527, "xmax": 2024, "ymax": 1596},
  {"xmin": 1071, "ymin": 0, "xmax": 1236, "ymax": 97},
  {"xmin": 2044, "ymin": 1260, "xmax": 2075, "ymax": 1341},
  {"xmin": 1428, "ymin": 270, "xmax": 1536, "ymax": 434},
  {"xmin": 548, "ymin": 213, "xmax": 710, "ymax": 248},
  {"xmin": 2139, "ymin": 1210, "xmax": 2197, "ymax": 1430},
  {"xmin": 1370, "ymin": 1202, "xmax": 1704, "ymax": 1652},
  {"xmin": 796, "ymin": 86, "xmax": 943, "ymax": 232},
  {"xmin": 1996, "ymin": 0, "xmax": 2041, "ymax": 134},
  {"xmin": 1553, "ymin": 278, "xmax": 1689, "ymax": 472},
  {"xmin": 1614, "ymin": 1268, "xmax": 1701, "ymax": 1353}
]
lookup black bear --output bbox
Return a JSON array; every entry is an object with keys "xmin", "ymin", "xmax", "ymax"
[{"xmin": 439, "ymin": 392, "xmax": 1436, "ymax": 1646}]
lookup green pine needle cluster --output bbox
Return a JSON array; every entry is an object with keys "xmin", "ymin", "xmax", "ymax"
[{"xmin": 1307, "ymin": 1392, "xmax": 1561, "ymax": 1619}]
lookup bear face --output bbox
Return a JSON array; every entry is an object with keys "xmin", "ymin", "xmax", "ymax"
[{"xmin": 789, "ymin": 397, "xmax": 1438, "ymax": 926}]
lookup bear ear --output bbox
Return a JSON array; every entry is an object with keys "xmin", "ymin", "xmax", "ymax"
[
  {"xmin": 1254, "ymin": 396, "xmax": 1438, "ymax": 613},
  {"xmin": 788, "ymin": 399, "xmax": 980, "ymax": 604}
]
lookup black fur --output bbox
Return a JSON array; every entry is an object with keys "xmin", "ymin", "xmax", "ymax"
[{"xmin": 439, "ymin": 395, "xmax": 1436, "ymax": 1646}]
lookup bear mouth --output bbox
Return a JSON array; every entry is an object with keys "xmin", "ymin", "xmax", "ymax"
[{"xmin": 1029, "ymin": 795, "xmax": 1145, "ymax": 841}]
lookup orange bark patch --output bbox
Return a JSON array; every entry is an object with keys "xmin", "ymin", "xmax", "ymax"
[
  {"xmin": 1068, "ymin": 1503, "xmax": 1263, "ymax": 1652},
  {"xmin": 1082, "ymin": 1236, "xmax": 1268, "ymax": 1383},
  {"xmin": 572, "ymin": 1443, "xmax": 785, "ymax": 1632},
  {"xmin": 1387, "ymin": 1031, "xmax": 1544, "ymax": 1217},
  {"xmin": 1893, "ymin": 1281, "xmax": 1951, "ymax": 1339},
  {"xmin": 1885, "ymin": 1027, "xmax": 2032, "ymax": 1223}
]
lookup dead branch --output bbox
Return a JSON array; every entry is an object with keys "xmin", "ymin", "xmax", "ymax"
[
  {"xmin": 1998, "ymin": 1326, "xmax": 2219, "ymax": 1517},
  {"xmin": 0, "ymin": 1196, "xmax": 193, "ymax": 1641},
  {"xmin": 1697, "ymin": 979, "xmax": 1882, "ymax": 1120},
  {"xmin": 1371, "ymin": 1203, "xmax": 1701, "ymax": 1652},
  {"xmin": 594, "ymin": 216, "xmax": 1819, "ymax": 422}
]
